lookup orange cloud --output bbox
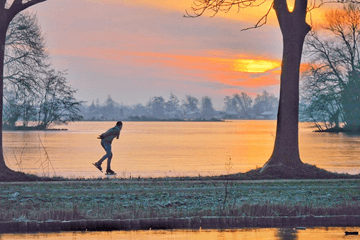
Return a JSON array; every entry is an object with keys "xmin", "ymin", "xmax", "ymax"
[
  {"xmin": 89, "ymin": 0, "xmax": 340, "ymax": 27},
  {"xmin": 131, "ymin": 51, "xmax": 281, "ymax": 88},
  {"xmin": 300, "ymin": 63, "xmax": 312, "ymax": 73},
  {"xmin": 234, "ymin": 58, "xmax": 281, "ymax": 73},
  {"xmin": 204, "ymin": 69, "xmax": 280, "ymax": 87},
  {"xmin": 52, "ymin": 47, "xmax": 281, "ymax": 89}
]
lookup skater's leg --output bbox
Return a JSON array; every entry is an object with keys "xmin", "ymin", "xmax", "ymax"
[
  {"xmin": 97, "ymin": 142, "xmax": 112, "ymax": 165},
  {"xmin": 107, "ymin": 153, "xmax": 113, "ymax": 172},
  {"xmin": 98, "ymin": 153, "xmax": 108, "ymax": 164}
]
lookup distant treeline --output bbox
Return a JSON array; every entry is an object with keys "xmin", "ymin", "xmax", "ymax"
[{"xmin": 80, "ymin": 91, "xmax": 279, "ymax": 121}]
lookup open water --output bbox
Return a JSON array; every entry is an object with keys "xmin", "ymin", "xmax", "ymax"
[{"xmin": 1, "ymin": 228, "xmax": 360, "ymax": 240}]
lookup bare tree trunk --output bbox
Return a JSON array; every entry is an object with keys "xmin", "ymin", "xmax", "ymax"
[{"xmin": 261, "ymin": 0, "xmax": 311, "ymax": 173}]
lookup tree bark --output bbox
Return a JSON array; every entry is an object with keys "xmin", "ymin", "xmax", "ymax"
[{"xmin": 261, "ymin": 0, "xmax": 311, "ymax": 173}]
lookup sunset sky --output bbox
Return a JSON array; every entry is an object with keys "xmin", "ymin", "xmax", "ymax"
[{"xmin": 29, "ymin": 0, "xmax": 332, "ymax": 109}]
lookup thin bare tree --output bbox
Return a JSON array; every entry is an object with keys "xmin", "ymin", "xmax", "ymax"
[
  {"xmin": 302, "ymin": 4, "xmax": 360, "ymax": 131},
  {"xmin": 0, "ymin": 0, "xmax": 47, "ymax": 179}
]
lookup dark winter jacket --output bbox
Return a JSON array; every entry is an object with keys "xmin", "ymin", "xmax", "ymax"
[{"xmin": 100, "ymin": 125, "xmax": 121, "ymax": 144}]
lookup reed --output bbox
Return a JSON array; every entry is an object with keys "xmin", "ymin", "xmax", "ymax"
[
  {"xmin": 218, "ymin": 202, "xmax": 360, "ymax": 218},
  {"xmin": 1, "ymin": 200, "xmax": 360, "ymax": 222},
  {"xmin": 222, "ymin": 156, "xmax": 233, "ymax": 211},
  {"xmin": 36, "ymin": 134, "xmax": 56, "ymax": 177},
  {"xmin": 3, "ymin": 135, "xmax": 57, "ymax": 177},
  {"xmin": 3, "ymin": 141, "xmax": 27, "ymax": 172}
]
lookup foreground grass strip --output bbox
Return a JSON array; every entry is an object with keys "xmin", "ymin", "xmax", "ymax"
[{"xmin": 0, "ymin": 179, "xmax": 359, "ymax": 222}]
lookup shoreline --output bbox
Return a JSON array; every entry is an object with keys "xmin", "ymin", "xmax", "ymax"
[{"xmin": 1, "ymin": 215, "xmax": 359, "ymax": 233}]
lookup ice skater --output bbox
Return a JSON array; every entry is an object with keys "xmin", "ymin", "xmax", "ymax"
[{"xmin": 93, "ymin": 121, "xmax": 123, "ymax": 175}]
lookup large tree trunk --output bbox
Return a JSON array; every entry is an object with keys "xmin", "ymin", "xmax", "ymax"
[{"xmin": 261, "ymin": 0, "xmax": 311, "ymax": 174}]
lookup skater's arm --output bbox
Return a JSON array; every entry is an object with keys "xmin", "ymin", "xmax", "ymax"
[
  {"xmin": 99, "ymin": 127, "xmax": 120, "ymax": 139},
  {"xmin": 117, "ymin": 125, "xmax": 122, "ymax": 139}
]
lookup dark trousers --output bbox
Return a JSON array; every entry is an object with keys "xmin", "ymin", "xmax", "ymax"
[{"xmin": 98, "ymin": 140, "xmax": 112, "ymax": 171}]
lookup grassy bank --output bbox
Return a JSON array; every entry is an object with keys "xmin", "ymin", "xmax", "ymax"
[{"xmin": 0, "ymin": 179, "xmax": 359, "ymax": 222}]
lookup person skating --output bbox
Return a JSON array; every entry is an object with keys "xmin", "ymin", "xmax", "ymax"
[{"xmin": 93, "ymin": 121, "xmax": 122, "ymax": 175}]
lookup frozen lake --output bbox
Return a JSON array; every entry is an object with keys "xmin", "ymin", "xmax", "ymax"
[{"xmin": 3, "ymin": 120, "xmax": 360, "ymax": 178}]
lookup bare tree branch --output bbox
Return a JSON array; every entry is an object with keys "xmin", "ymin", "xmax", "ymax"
[
  {"xmin": 241, "ymin": 2, "xmax": 274, "ymax": 30},
  {"xmin": 1, "ymin": 0, "xmax": 6, "ymax": 8},
  {"xmin": 184, "ymin": 0, "xmax": 268, "ymax": 18},
  {"xmin": 10, "ymin": 0, "xmax": 47, "ymax": 11},
  {"xmin": 185, "ymin": 0, "xmax": 360, "ymax": 30},
  {"xmin": 7, "ymin": 0, "xmax": 47, "ymax": 20}
]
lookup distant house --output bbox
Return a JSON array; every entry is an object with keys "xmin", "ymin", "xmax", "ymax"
[
  {"xmin": 224, "ymin": 109, "xmax": 238, "ymax": 119},
  {"xmin": 87, "ymin": 110, "xmax": 103, "ymax": 120},
  {"xmin": 184, "ymin": 111, "xmax": 200, "ymax": 120},
  {"xmin": 259, "ymin": 111, "xmax": 277, "ymax": 120},
  {"xmin": 166, "ymin": 110, "xmax": 182, "ymax": 119}
]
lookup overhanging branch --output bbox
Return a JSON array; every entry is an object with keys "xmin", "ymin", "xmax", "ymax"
[
  {"xmin": 185, "ymin": 0, "xmax": 360, "ymax": 31},
  {"xmin": 241, "ymin": 2, "xmax": 274, "ymax": 30},
  {"xmin": 184, "ymin": 0, "xmax": 268, "ymax": 18},
  {"xmin": 8, "ymin": 0, "xmax": 47, "ymax": 20}
]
